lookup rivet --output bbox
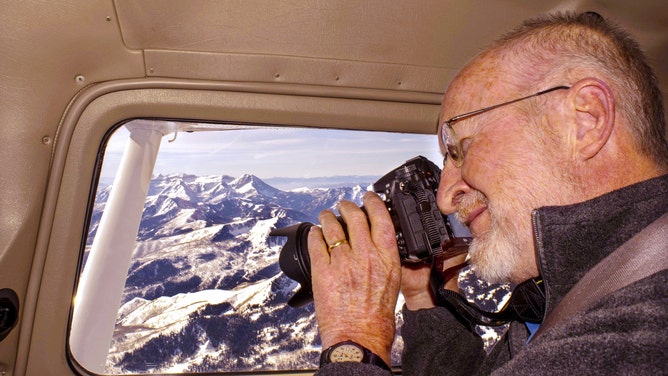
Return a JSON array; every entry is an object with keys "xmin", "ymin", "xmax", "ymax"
[
  {"xmin": 106, "ymin": 16, "xmax": 112, "ymax": 22},
  {"xmin": 274, "ymin": 73, "xmax": 280, "ymax": 78},
  {"xmin": 42, "ymin": 136, "xmax": 52, "ymax": 145},
  {"xmin": 75, "ymin": 75, "xmax": 86, "ymax": 84}
]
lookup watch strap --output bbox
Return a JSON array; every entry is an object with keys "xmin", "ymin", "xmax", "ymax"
[{"xmin": 320, "ymin": 340, "xmax": 391, "ymax": 371}]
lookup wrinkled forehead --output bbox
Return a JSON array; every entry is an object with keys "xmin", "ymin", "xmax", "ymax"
[{"xmin": 440, "ymin": 54, "xmax": 520, "ymax": 122}]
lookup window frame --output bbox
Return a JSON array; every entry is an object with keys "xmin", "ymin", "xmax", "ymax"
[{"xmin": 28, "ymin": 79, "xmax": 442, "ymax": 375}]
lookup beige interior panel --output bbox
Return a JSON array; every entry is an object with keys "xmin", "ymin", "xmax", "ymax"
[
  {"xmin": 145, "ymin": 50, "xmax": 458, "ymax": 93},
  {"xmin": 115, "ymin": 0, "xmax": 668, "ymax": 98},
  {"xmin": 115, "ymin": 0, "xmax": 541, "ymax": 67}
]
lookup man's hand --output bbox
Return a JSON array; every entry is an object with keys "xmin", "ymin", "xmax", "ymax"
[
  {"xmin": 401, "ymin": 248, "xmax": 468, "ymax": 311},
  {"xmin": 400, "ymin": 262, "xmax": 436, "ymax": 310},
  {"xmin": 308, "ymin": 192, "xmax": 401, "ymax": 366}
]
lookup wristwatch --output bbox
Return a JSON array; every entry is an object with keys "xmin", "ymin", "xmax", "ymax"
[{"xmin": 319, "ymin": 340, "xmax": 391, "ymax": 371}]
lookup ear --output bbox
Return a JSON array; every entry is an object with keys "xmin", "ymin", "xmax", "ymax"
[{"xmin": 567, "ymin": 78, "xmax": 616, "ymax": 160}]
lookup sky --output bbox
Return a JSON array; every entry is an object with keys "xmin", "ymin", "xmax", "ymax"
[{"xmin": 100, "ymin": 122, "xmax": 444, "ymax": 180}]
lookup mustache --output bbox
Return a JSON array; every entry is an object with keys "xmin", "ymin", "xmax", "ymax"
[{"xmin": 454, "ymin": 190, "xmax": 488, "ymax": 224}]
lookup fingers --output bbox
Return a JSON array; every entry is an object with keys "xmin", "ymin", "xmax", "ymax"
[
  {"xmin": 360, "ymin": 192, "xmax": 399, "ymax": 262},
  {"xmin": 401, "ymin": 262, "xmax": 436, "ymax": 310},
  {"xmin": 311, "ymin": 192, "xmax": 399, "ymax": 266},
  {"xmin": 307, "ymin": 225, "xmax": 329, "ymax": 270},
  {"xmin": 333, "ymin": 192, "xmax": 397, "ymax": 253},
  {"xmin": 334, "ymin": 200, "xmax": 367, "ymax": 255},
  {"xmin": 306, "ymin": 194, "xmax": 401, "ymax": 355},
  {"xmin": 317, "ymin": 209, "xmax": 351, "ymax": 258}
]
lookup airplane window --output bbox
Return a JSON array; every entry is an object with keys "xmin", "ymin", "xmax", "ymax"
[{"xmin": 69, "ymin": 119, "xmax": 510, "ymax": 374}]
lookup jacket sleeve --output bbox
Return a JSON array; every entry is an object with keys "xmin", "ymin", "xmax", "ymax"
[
  {"xmin": 314, "ymin": 304, "xmax": 515, "ymax": 376},
  {"xmin": 312, "ymin": 305, "xmax": 487, "ymax": 376},
  {"xmin": 400, "ymin": 305, "xmax": 489, "ymax": 375}
]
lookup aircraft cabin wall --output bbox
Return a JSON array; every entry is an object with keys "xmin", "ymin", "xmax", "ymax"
[{"xmin": 1, "ymin": 1, "xmax": 666, "ymax": 375}]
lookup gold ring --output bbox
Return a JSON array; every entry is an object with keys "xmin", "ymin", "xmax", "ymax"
[{"xmin": 327, "ymin": 239, "xmax": 348, "ymax": 252}]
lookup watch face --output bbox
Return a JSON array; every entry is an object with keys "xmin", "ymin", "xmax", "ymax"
[{"xmin": 329, "ymin": 344, "xmax": 365, "ymax": 362}]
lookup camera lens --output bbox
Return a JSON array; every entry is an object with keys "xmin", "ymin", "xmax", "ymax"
[{"xmin": 270, "ymin": 222, "xmax": 315, "ymax": 307}]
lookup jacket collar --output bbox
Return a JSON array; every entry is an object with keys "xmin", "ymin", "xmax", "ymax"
[{"xmin": 531, "ymin": 174, "xmax": 668, "ymax": 318}]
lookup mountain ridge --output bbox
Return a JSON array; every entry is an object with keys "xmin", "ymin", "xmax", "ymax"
[{"xmin": 84, "ymin": 173, "xmax": 509, "ymax": 373}]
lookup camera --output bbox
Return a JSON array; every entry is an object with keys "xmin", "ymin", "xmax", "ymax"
[{"xmin": 270, "ymin": 156, "xmax": 472, "ymax": 307}]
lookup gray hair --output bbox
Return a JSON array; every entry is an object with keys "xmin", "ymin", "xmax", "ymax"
[{"xmin": 487, "ymin": 11, "xmax": 668, "ymax": 166}]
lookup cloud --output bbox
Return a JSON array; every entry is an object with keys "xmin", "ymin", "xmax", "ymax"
[{"xmin": 101, "ymin": 122, "xmax": 442, "ymax": 179}]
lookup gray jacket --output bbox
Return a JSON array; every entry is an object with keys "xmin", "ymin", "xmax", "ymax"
[{"xmin": 317, "ymin": 174, "xmax": 668, "ymax": 375}]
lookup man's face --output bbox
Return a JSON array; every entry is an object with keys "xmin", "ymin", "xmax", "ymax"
[{"xmin": 436, "ymin": 63, "xmax": 573, "ymax": 284}]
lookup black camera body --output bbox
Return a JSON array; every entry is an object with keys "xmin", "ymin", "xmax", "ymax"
[
  {"xmin": 270, "ymin": 156, "xmax": 471, "ymax": 307},
  {"xmin": 373, "ymin": 155, "xmax": 450, "ymax": 262}
]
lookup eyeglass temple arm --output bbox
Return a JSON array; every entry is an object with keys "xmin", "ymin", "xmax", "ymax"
[{"xmin": 447, "ymin": 85, "xmax": 571, "ymax": 124}]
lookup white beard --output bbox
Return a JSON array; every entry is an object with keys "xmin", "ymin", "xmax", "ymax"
[
  {"xmin": 455, "ymin": 190, "xmax": 527, "ymax": 284},
  {"xmin": 467, "ymin": 210, "xmax": 526, "ymax": 284}
]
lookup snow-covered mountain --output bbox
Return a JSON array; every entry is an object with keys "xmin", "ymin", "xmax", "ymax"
[
  {"xmin": 86, "ymin": 173, "xmax": 509, "ymax": 373},
  {"xmin": 89, "ymin": 173, "xmax": 368, "ymax": 373}
]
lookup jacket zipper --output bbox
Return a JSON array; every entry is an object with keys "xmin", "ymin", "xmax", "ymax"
[{"xmin": 531, "ymin": 209, "xmax": 551, "ymax": 318}]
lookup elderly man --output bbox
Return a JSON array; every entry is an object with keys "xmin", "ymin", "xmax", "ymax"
[{"xmin": 308, "ymin": 11, "xmax": 668, "ymax": 375}]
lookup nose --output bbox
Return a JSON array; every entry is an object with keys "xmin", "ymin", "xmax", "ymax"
[{"xmin": 437, "ymin": 161, "xmax": 470, "ymax": 215}]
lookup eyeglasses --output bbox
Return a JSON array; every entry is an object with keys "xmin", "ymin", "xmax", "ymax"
[{"xmin": 440, "ymin": 85, "xmax": 570, "ymax": 167}]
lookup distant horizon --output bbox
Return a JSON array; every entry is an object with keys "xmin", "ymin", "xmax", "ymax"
[
  {"xmin": 99, "ymin": 172, "xmax": 382, "ymax": 191},
  {"xmin": 100, "ymin": 123, "xmax": 443, "ymax": 180}
]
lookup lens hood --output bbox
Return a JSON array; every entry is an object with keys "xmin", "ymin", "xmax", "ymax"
[{"xmin": 270, "ymin": 222, "xmax": 315, "ymax": 307}]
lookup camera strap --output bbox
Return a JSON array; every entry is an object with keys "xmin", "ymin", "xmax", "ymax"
[
  {"xmin": 430, "ymin": 267, "xmax": 545, "ymax": 328},
  {"xmin": 532, "ymin": 211, "xmax": 668, "ymax": 341}
]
